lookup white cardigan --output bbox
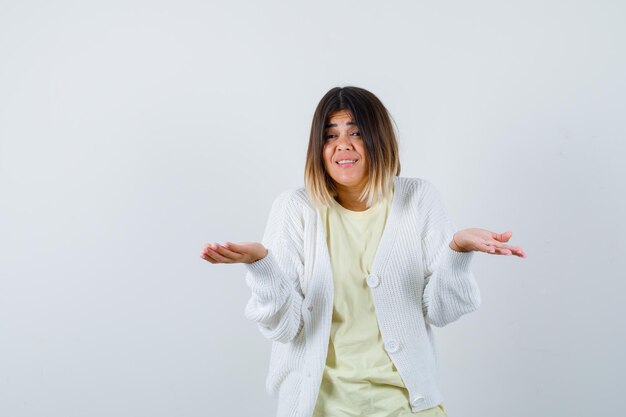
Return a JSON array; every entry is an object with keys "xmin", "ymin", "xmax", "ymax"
[{"xmin": 244, "ymin": 176, "xmax": 481, "ymax": 417}]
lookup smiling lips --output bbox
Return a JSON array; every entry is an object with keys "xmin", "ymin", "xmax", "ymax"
[{"xmin": 336, "ymin": 158, "xmax": 358, "ymax": 168}]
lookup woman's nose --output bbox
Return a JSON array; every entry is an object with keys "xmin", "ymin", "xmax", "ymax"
[{"xmin": 336, "ymin": 133, "xmax": 354, "ymax": 149}]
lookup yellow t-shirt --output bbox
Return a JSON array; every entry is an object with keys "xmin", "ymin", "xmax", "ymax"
[{"xmin": 312, "ymin": 190, "xmax": 447, "ymax": 417}]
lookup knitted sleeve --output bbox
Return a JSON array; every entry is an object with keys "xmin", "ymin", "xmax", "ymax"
[
  {"xmin": 420, "ymin": 180, "xmax": 482, "ymax": 327},
  {"xmin": 243, "ymin": 189, "xmax": 305, "ymax": 343}
]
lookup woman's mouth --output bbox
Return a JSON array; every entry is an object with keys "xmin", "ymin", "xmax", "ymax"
[{"xmin": 336, "ymin": 159, "xmax": 357, "ymax": 168}]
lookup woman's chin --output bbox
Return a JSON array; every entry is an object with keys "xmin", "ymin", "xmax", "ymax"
[{"xmin": 331, "ymin": 174, "xmax": 367, "ymax": 188}]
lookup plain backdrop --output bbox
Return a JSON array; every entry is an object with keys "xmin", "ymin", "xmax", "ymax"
[{"xmin": 1, "ymin": 1, "xmax": 624, "ymax": 416}]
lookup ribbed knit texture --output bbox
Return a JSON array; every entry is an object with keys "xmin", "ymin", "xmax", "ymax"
[{"xmin": 244, "ymin": 176, "xmax": 481, "ymax": 417}]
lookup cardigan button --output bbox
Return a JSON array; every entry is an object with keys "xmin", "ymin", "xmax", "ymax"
[
  {"xmin": 307, "ymin": 305, "xmax": 313, "ymax": 312},
  {"xmin": 411, "ymin": 395, "xmax": 425, "ymax": 407},
  {"xmin": 366, "ymin": 274, "xmax": 380, "ymax": 288},
  {"xmin": 384, "ymin": 339, "xmax": 400, "ymax": 353}
]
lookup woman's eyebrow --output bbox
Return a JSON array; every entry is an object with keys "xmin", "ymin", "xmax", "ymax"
[{"xmin": 324, "ymin": 121, "xmax": 357, "ymax": 128}]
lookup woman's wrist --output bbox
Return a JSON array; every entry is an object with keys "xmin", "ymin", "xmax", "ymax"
[
  {"xmin": 450, "ymin": 234, "xmax": 471, "ymax": 253},
  {"xmin": 250, "ymin": 248, "xmax": 269, "ymax": 264}
]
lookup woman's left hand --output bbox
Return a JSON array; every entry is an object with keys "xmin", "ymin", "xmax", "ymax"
[{"xmin": 449, "ymin": 229, "xmax": 526, "ymax": 258}]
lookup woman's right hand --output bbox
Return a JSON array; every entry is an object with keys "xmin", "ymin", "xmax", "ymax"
[{"xmin": 200, "ymin": 241, "xmax": 268, "ymax": 264}]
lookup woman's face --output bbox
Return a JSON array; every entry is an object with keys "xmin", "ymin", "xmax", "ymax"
[{"xmin": 322, "ymin": 110, "xmax": 369, "ymax": 192}]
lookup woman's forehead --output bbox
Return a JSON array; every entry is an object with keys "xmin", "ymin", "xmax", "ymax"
[
  {"xmin": 328, "ymin": 109, "xmax": 353, "ymax": 119},
  {"xmin": 325, "ymin": 110, "xmax": 356, "ymax": 128}
]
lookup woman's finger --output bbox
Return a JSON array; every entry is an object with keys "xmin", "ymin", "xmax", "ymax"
[
  {"xmin": 488, "ymin": 243, "xmax": 526, "ymax": 257},
  {"xmin": 482, "ymin": 244, "xmax": 511, "ymax": 255},
  {"xmin": 479, "ymin": 242, "xmax": 496, "ymax": 254},
  {"xmin": 206, "ymin": 245, "xmax": 232, "ymax": 263},
  {"xmin": 493, "ymin": 231, "xmax": 512, "ymax": 242},
  {"xmin": 201, "ymin": 252, "xmax": 216, "ymax": 263},
  {"xmin": 214, "ymin": 243, "xmax": 244, "ymax": 262},
  {"xmin": 495, "ymin": 247, "xmax": 513, "ymax": 255},
  {"xmin": 202, "ymin": 250, "xmax": 219, "ymax": 263},
  {"xmin": 485, "ymin": 241, "xmax": 517, "ymax": 251},
  {"xmin": 222, "ymin": 242, "xmax": 246, "ymax": 255},
  {"xmin": 510, "ymin": 247, "xmax": 526, "ymax": 257}
]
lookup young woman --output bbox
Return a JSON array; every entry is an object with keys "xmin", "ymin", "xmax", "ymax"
[{"xmin": 201, "ymin": 86, "xmax": 526, "ymax": 417}]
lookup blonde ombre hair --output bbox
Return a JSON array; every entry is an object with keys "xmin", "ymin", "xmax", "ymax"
[{"xmin": 304, "ymin": 86, "xmax": 401, "ymax": 210}]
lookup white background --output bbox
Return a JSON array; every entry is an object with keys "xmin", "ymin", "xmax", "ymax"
[{"xmin": 1, "ymin": 1, "xmax": 624, "ymax": 416}]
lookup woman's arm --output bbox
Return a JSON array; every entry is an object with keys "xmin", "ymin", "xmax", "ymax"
[
  {"xmin": 242, "ymin": 190, "xmax": 306, "ymax": 343},
  {"xmin": 419, "ymin": 181, "xmax": 482, "ymax": 327}
]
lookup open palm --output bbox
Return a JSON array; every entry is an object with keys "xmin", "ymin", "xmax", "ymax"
[
  {"xmin": 451, "ymin": 229, "xmax": 526, "ymax": 258},
  {"xmin": 201, "ymin": 241, "xmax": 268, "ymax": 264}
]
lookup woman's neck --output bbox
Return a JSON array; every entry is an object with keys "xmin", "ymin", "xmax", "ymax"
[{"xmin": 334, "ymin": 188, "xmax": 368, "ymax": 211}]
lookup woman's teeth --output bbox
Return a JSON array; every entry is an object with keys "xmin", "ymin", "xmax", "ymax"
[{"xmin": 338, "ymin": 159, "xmax": 356, "ymax": 167}]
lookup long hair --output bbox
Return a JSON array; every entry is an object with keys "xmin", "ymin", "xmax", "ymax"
[{"xmin": 304, "ymin": 86, "xmax": 401, "ymax": 210}]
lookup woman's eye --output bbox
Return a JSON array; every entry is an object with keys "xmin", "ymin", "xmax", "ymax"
[{"xmin": 324, "ymin": 132, "xmax": 360, "ymax": 140}]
